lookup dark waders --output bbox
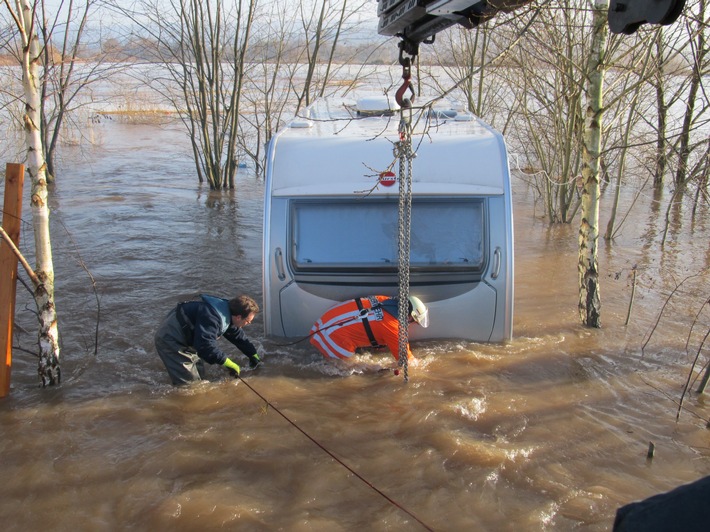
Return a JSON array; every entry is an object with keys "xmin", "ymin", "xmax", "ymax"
[{"xmin": 154, "ymin": 307, "xmax": 205, "ymax": 385}]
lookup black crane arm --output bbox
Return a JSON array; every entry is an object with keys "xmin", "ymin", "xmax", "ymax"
[{"xmin": 377, "ymin": 0, "xmax": 687, "ymax": 56}]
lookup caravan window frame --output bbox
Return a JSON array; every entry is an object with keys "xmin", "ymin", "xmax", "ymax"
[{"xmin": 288, "ymin": 197, "xmax": 487, "ymax": 277}]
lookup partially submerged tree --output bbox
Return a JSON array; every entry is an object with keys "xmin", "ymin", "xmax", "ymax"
[
  {"xmin": 38, "ymin": 0, "xmax": 122, "ymax": 182},
  {"xmin": 638, "ymin": 0, "xmax": 710, "ymax": 245},
  {"xmin": 426, "ymin": 8, "xmax": 535, "ymax": 130},
  {"xmin": 578, "ymin": 0, "xmax": 609, "ymax": 328},
  {"xmin": 237, "ymin": 3, "xmax": 295, "ymax": 177},
  {"xmin": 291, "ymin": 0, "xmax": 370, "ymax": 115},
  {"xmin": 118, "ymin": 0, "xmax": 257, "ymax": 190},
  {"xmin": 2, "ymin": 0, "xmax": 61, "ymax": 385},
  {"xmin": 506, "ymin": 4, "xmax": 589, "ymax": 224},
  {"xmin": 671, "ymin": 0, "xmax": 709, "ymax": 190},
  {"xmin": 2, "ymin": 1, "xmax": 109, "ymax": 180}
]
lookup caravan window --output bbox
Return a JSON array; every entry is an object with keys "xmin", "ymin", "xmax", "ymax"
[{"xmin": 291, "ymin": 199, "xmax": 485, "ymax": 272}]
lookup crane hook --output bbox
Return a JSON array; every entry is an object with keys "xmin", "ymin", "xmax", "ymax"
[{"xmin": 395, "ymin": 45, "xmax": 416, "ymax": 109}]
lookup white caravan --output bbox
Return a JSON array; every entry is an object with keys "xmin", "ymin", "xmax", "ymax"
[{"xmin": 262, "ymin": 95, "xmax": 514, "ymax": 343}]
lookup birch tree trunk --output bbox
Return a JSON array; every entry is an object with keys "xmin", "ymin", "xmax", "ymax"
[
  {"xmin": 578, "ymin": 1, "xmax": 608, "ymax": 327},
  {"xmin": 15, "ymin": 0, "xmax": 61, "ymax": 384}
]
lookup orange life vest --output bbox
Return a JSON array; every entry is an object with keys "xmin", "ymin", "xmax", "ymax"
[{"xmin": 310, "ymin": 295, "xmax": 413, "ymax": 362}]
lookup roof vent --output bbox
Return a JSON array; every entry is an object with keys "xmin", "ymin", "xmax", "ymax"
[
  {"xmin": 356, "ymin": 96, "xmax": 399, "ymax": 117},
  {"xmin": 454, "ymin": 112, "xmax": 474, "ymax": 122},
  {"xmin": 291, "ymin": 119, "xmax": 313, "ymax": 129},
  {"xmin": 429, "ymin": 108, "xmax": 458, "ymax": 119}
]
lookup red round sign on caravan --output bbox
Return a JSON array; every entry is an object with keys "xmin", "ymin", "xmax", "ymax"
[{"xmin": 379, "ymin": 171, "xmax": 396, "ymax": 187}]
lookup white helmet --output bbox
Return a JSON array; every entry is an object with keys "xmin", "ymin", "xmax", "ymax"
[{"xmin": 409, "ymin": 296, "xmax": 429, "ymax": 328}]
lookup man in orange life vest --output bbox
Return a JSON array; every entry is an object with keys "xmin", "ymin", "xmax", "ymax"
[{"xmin": 309, "ymin": 295, "xmax": 429, "ymax": 362}]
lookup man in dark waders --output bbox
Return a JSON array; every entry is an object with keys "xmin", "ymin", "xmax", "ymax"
[{"xmin": 155, "ymin": 294, "xmax": 263, "ymax": 385}]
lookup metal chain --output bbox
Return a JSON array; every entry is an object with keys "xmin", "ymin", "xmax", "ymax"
[{"xmin": 396, "ymin": 107, "xmax": 414, "ymax": 383}]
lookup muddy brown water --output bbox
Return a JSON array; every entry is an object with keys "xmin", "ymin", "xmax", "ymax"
[{"xmin": 1, "ymin": 121, "xmax": 708, "ymax": 531}]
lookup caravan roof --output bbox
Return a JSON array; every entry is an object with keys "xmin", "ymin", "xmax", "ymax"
[{"xmin": 268, "ymin": 95, "xmax": 509, "ymax": 197}]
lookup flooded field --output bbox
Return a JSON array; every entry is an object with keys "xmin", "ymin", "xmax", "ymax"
[{"xmin": 0, "ymin": 119, "xmax": 708, "ymax": 531}]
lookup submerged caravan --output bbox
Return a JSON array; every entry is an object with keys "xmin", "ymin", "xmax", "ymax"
[{"xmin": 262, "ymin": 95, "xmax": 514, "ymax": 343}]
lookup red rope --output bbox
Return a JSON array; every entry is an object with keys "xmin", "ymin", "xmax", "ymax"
[{"xmin": 237, "ymin": 376, "xmax": 434, "ymax": 531}]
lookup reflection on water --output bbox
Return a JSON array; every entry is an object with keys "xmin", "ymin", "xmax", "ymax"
[{"xmin": 0, "ymin": 121, "xmax": 708, "ymax": 530}]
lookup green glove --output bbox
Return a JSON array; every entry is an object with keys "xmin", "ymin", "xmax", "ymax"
[
  {"xmin": 223, "ymin": 358, "xmax": 241, "ymax": 378},
  {"xmin": 249, "ymin": 354, "xmax": 262, "ymax": 369}
]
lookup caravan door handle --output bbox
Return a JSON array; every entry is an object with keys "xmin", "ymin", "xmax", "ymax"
[
  {"xmin": 491, "ymin": 247, "xmax": 501, "ymax": 279},
  {"xmin": 275, "ymin": 247, "xmax": 286, "ymax": 281}
]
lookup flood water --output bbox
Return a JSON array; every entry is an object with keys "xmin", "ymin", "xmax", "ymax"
[{"xmin": 1, "ymin": 119, "xmax": 709, "ymax": 531}]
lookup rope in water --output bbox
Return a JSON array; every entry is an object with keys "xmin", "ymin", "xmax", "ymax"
[{"xmin": 237, "ymin": 376, "xmax": 434, "ymax": 531}]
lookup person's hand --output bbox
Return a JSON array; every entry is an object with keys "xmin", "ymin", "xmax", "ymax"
[
  {"xmin": 249, "ymin": 354, "xmax": 262, "ymax": 369},
  {"xmin": 223, "ymin": 358, "xmax": 241, "ymax": 378}
]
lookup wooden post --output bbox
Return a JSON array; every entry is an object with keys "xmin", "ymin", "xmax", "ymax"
[{"xmin": 0, "ymin": 163, "xmax": 25, "ymax": 398}]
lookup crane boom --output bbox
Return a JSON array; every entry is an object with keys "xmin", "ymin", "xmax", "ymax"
[{"xmin": 378, "ymin": 0, "xmax": 687, "ymax": 55}]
